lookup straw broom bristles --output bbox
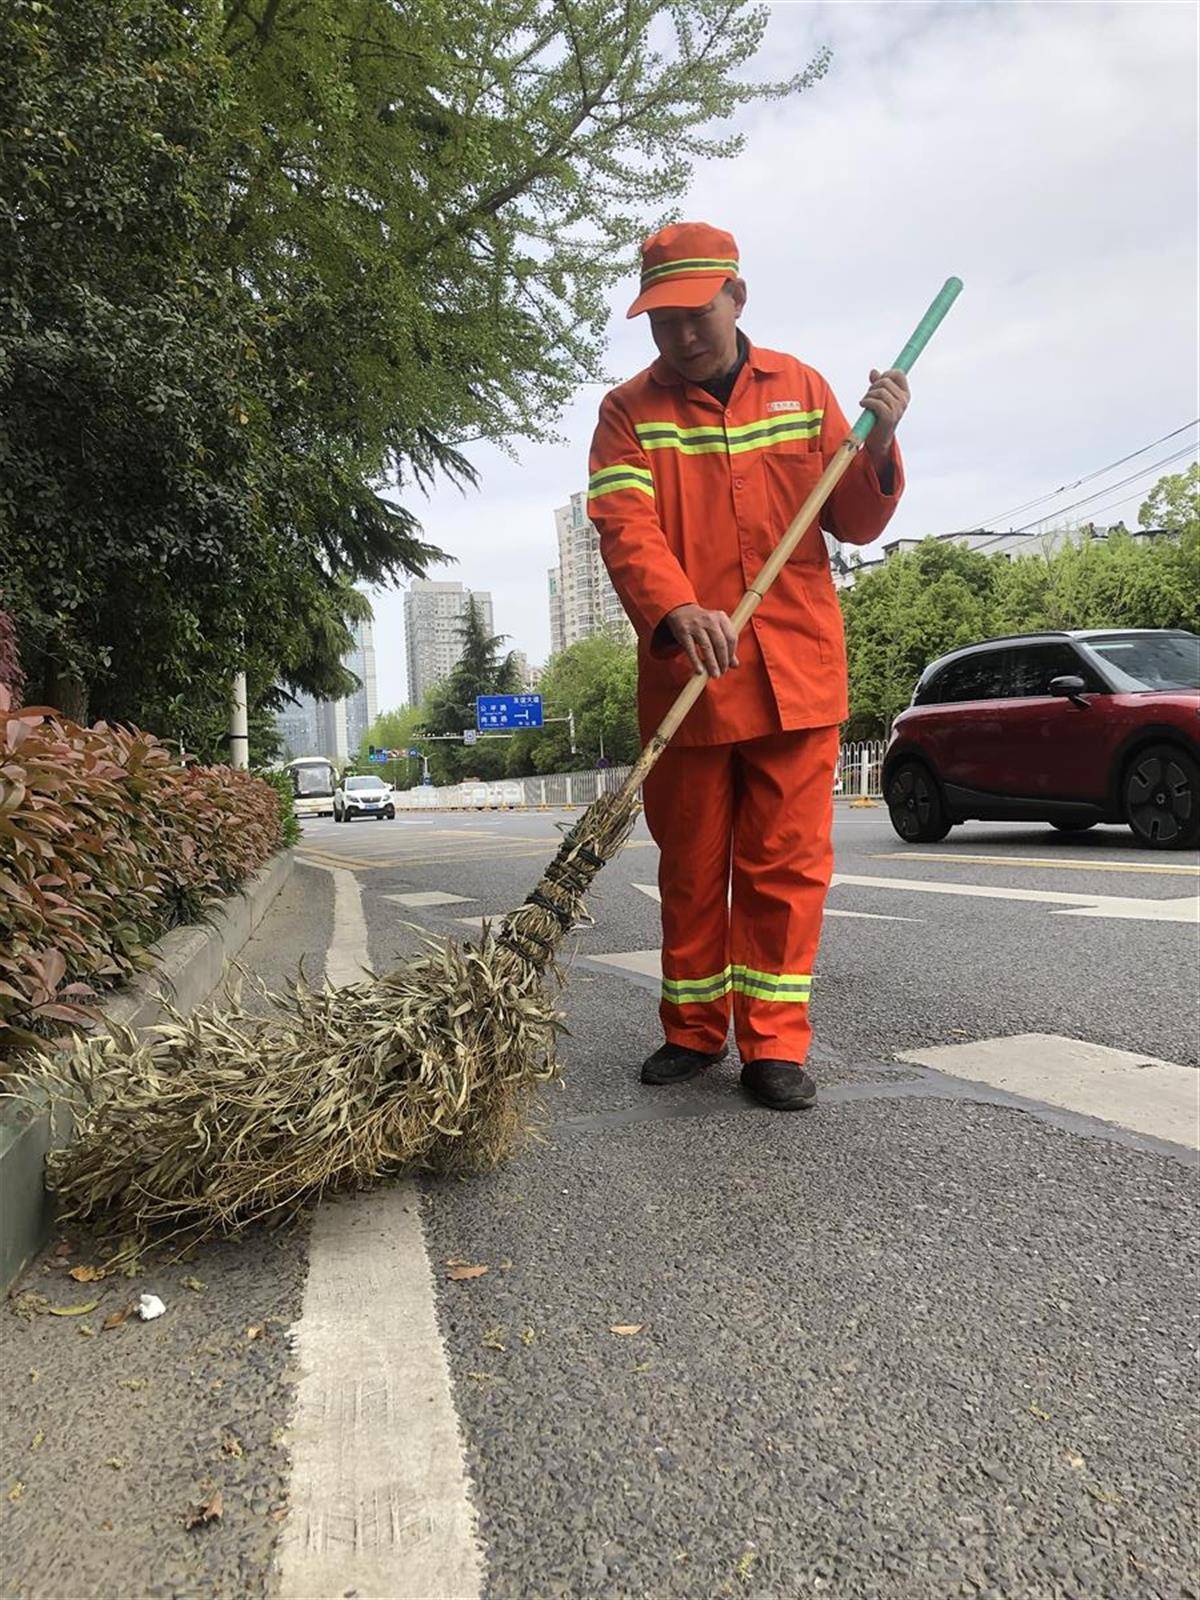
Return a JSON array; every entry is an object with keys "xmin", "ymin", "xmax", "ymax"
[{"xmin": 13, "ymin": 786, "xmax": 643, "ymax": 1242}]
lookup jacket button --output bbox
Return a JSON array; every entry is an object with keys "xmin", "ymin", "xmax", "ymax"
[{"xmin": 734, "ymin": 476, "xmax": 745, "ymax": 489}]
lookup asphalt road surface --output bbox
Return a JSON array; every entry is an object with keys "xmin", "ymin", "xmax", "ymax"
[{"xmin": 3, "ymin": 803, "xmax": 1197, "ymax": 1599}]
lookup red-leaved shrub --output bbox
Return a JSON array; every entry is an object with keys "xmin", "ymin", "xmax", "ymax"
[{"xmin": 0, "ymin": 687, "xmax": 284, "ymax": 1063}]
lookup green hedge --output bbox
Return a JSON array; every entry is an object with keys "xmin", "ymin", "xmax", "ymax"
[{"xmin": 0, "ymin": 687, "xmax": 286, "ymax": 1063}]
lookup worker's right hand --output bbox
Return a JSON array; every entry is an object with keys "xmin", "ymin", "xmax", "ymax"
[{"xmin": 664, "ymin": 603, "xmax": 740, "ymax": 677}]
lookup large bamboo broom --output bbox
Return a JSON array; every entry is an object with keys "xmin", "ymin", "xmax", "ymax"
[{"xmin": 29, "ymin": 279, "xmax": 962, "ymax": 1240}]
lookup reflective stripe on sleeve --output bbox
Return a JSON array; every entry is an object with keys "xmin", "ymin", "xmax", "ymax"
[{"xmin": 587, "ymin": 463, "xmax": 656, "ymax": 502}]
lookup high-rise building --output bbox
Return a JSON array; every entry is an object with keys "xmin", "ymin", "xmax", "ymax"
[
  {"xmin": 509, "ymin": 650, "xmax": 543, "ymax": 691},
  {"xmin": 273, "ymin": 608, "xmax": 378, "ymax": 763},
  {"xmin": 403, "ymin": 580, "xmax": 494, "ymax": 707},
  {"xmin": 548, "ymin": 567, "xmax": 565, "ymax": 658},
  {"xmin": 342, "ymin": 615, "xmax": 379, "ymax": 755},
  {"xmin": 547, "ymin": 491, "xmax": 632, "ymax": 655}
]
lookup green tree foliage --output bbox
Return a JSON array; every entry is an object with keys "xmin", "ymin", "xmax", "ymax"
[
  {"xmin": 841, "ymin": 476, "xmax": 1200, "ymax": 737},
  {"xmin": 356, "ymin": 704, "xmax": 425, "ymax": 789},
  {"xmin": 2, "ymin": 0, "xmax": 823, "ymax": 733},
  {"xmin": 504, "ymin": 630, "xmax": 639, "ymax": 775},
  {"xmin": 841, "ymin": 541, "xmax": 998, "ymax": 738},
  {"xmin": 1138, "ymin": 463, "xmax": 1199, "ymax": 535},
  {"xmin": 419, "ymin": 599, "xmax": 520, "ymax": 781}
]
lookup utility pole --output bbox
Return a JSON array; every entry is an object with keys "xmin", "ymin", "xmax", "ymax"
[{"xmin": 229, "ymin": 671, "xmax": 250, "ymax": 771}]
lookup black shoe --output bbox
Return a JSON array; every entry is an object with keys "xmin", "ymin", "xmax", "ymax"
[
  {"xmin": 640, "ymin": 1042, "xmax": 729, "ymax": 1085},
  {"xmin": 740, "ymin": 1060, "xmax": 817, "ymax": 1111}
]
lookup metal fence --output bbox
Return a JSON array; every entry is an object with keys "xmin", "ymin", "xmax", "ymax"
[{"xmin": 391, "ymin": 741, "xmax": 888, "ymax": 810}]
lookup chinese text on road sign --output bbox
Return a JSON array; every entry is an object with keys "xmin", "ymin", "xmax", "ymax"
[{"xmin": 476, "ymin": 693, "xmax": 544, "ymax": 731}]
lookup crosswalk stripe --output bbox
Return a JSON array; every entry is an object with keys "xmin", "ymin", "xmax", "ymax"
[
  {"xmin": 896, "ymin": 1033, "xmax": 1198, "ymax": 1149},
  {"xmin": 873, "ymin": 851, "xmax": 1199, "ymax": 877}
]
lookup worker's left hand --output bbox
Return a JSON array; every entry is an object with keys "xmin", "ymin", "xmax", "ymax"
[{"xmin": 860, "ymin": 367, "xmax": 909, "ymax": 465}]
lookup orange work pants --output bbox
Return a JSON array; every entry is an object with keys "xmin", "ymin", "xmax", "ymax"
[{"xmin": 641, "ymin": 726, "xmax": 838, "ymax": 1065}]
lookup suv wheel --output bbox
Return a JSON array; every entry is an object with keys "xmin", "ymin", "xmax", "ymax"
[
  {"xmin": 886, "ymin": 760, "xmax": 952, "ymax": 843},
  {"xmin": 1123, "ymin": 743, "xmax": 1200, "ymax": 850}
]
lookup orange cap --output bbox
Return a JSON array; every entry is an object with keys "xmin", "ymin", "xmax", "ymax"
[{"xmin": 626, "ymin": 221, "xmax": 740, "ymax": 319}]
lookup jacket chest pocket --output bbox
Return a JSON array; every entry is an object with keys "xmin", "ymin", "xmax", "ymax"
[{"xmin": 762, "ymin": 444, "xmax": 825, "ymax": 563}]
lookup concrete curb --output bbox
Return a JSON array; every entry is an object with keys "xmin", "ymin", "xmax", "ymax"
[{"xmin": 0, "ymin": 848, "xmax": 296, "ymax": 1291}]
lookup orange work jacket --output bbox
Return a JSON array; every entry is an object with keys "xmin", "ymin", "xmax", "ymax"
[{"xmin": 587, "ymin": 339, "xmax": 904, "ymax": 745}]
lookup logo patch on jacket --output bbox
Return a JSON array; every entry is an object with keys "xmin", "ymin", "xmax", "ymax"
[{"xmin": 766, "ymin": 400, "xmax": 808, "ymax": 412}]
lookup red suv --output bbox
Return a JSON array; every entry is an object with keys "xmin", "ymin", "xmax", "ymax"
[{"xmin": 883, "ymin": 629, "xmax": 1200, "ymax": 849}]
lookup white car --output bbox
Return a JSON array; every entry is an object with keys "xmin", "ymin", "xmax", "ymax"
[{"xmin": 333, "ymin": 775, "xmax": 396, "ymax": 822}]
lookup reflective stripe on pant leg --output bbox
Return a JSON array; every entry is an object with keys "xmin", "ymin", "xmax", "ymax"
[
  {"xmin": 643, "ymin": 742, "xmax": 735, "ymax": 1054},
  {"xmin": 729, "ymin": 726, "xmax": 838, "ymax": 1064}
]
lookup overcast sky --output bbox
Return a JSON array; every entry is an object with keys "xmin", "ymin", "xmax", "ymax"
[{"xmin": 369, "ymin": 0, "xmax": 1198, "ymax": 710}]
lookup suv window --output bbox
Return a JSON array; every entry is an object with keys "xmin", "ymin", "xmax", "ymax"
[
  {"xmin": 1004, "ymin": 642, "xmax": 1102, "ymax": 697},
  {"xmin": 924, "ymin": 650, "xmax": 1008, "ymax": 704}
]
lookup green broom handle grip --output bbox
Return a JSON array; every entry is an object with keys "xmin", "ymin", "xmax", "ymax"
[{"xmin": 850, "ymin": 276, "xmax": 963, "ymax": 444}]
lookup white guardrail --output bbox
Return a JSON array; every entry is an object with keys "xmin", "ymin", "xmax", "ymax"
[{"xmin": 390, "ymin": 740, "xmax": 888, "ymax": 810}]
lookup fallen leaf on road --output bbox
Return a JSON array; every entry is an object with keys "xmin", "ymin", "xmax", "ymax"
[
  {"xmin": 120, "ymin": 1377, "xmax": 148, "ymax": 1391},
  {"xmin": 520, "ymin": 1327, "xmax": 536, "ymax": 1347},
  {"xmin": 77, "ymin": 1324, "xmax": 96, "ymax": 1338},
  {"xmin": 30, "ymin": 1431, "xmax": 44, "ymax": 1451},
  {"xmin": 47, "ymin": 1299, "xmax": 100, "ymax": 1317},
  {"xmin": 28, "ymin": 1370, "xmax": 39, "ymax": 1384},
  {"xmin": 221, "ymin": 1432, "xmax": 244, "ymax": 1458},
  {"xmin": 609, "ymin": 1324, "xmax": 644, "ymax": 1336},
  {"xmin": 633, "ymin": 1361, "xmax": 653, "ymax": 1373},
  {"xmin": 68, "ymin": 1265, "xmax": 105, "ymax": 1283},
  {"xmin": 105, "ymin": 1457, "xmax": 125, "ymax": 1471},
  {"xmin": 269, "ymin": 1506, "xmax": 289, "ymax": 1524},
  {"xmin": 1087, "ymin": 1484, "xmax": 1123, "ymax": 1506},
  {"xmin": 498, "ymin": 1259, "xmax": 513, "ymax": 1271},
  {"xmin": 8, "ymin": 1482, "xmax": 24, "ymax": 1503},
  {"xmin": 1066, "ymin": 1452, "xmax": 1086, "ymax": 1469},
  {"xmin": 53, "ymin": 1241, "xmax": 73, "ymax": 1258},
  {"xmin": 11, "ymin": 1292, "xmax": 49, "ymax": 1319},
  {"xmin": 447, "ymin": 1264, "xmax": 488, "ymax": 1281},
  {"xmin": 181, "ymin": 1276, "xmax": 206, "ymax": 1293},
  {"xmin": 102, "ymin": 1307, "xmax": 130, "ymax": 1332},
  {"xmin": 481, "ymin": 1325, "xmax": 506, "ymax": 1351},
  {"xmin": 185, "ymin": 1490, "xmax": 223, "ymax": 1529},
  {"xmin": 1029, "ymin": 1405, "xmax": 1050, "ymax": 1421},
  {"xmin": 245, "ymin": 1324, "xmax": 265, "ymax": 1339}
]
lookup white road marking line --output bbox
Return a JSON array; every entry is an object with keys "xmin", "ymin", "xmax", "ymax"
[
  {"xmin": 278, "ymin": 1191, "xmax": 484, "ymax": 1600},
  {"xmin": 591, "ymin": 949, "xmax": 663, "ymax": 978},
  {"xmin": 873, "ymin": 851, "xmax": 1199, "ymax": 877},
  {"xmin": 277, "ymin": 865, "xmax": 484, "ymax": 1600},
  {"xmin": 896, "ymin": 1033, "xmax": 1199, "ymax": 1150},
  {"xmin": 831, "ymin": 872, "xmax": 1199, "ymax": 924},
  {"xmin": 324, "ymin": 867, "xmax": 374, "ymax": 985},
  {"xmin": 386, "ymin": 891, "xmax": 474, "ymax": 908},
  {"xmin": 633, "ymin": 882, "xmax": 661, "ymax": 902}
]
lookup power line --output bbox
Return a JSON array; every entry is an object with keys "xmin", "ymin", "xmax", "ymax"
[
  {"xmin": 958, "ymin": 439, "xmax": 1198, "ymax": 557},
  {"xmin": 977, "ymin": 419, "xmax": 1199, "ymax": 527},
  {"xmin": 1011, "ymin": 442, "xmax": 1198, "ymax": 531}
]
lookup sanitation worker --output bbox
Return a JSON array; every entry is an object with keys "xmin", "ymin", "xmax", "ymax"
[{"xmin": 587, "ymin": 222, "xmax": 909, "ymax": 1110}]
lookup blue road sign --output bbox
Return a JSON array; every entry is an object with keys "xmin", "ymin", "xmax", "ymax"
[{"xmin": 475, "ymin": 693, "xmax": 544, "ymax": 731}]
